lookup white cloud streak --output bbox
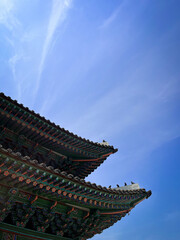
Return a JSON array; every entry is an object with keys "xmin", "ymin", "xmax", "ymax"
[
  {"xmin": 0, "ymin": 0, "xmax": 72, "ymax": 103},
  {"xmin": 9, "ymin": 54, "xmax": 22, "ymax": 100},
  {"xmin": 0, "ymin": 0, "xmax": 23, "ymax": 101},
  {"xmin": 0, "ymin": 0, "xmax": 19, "ymax": 30},
  {"xmin": 34, "ymin": 0, "xmax": 72, "ymax": 98},
  {"xmin": 99, "ymin": 2, "xmax": 125, "ymax": 29}
]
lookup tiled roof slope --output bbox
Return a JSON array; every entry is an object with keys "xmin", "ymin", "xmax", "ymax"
[
  {"xmin": 0, "ymin": 142, "xmax": 151, "ymax": 239},
  {"xmin": 0, "ymin": 92, "xmax": 117, "ymax": 153},
  {"xmin": 0, "ymin": 92, "xmax": 117, "ymax": 178},
  {"xmin": 0, "ymin": 144, "xmax": 152, "ymax": 202}
]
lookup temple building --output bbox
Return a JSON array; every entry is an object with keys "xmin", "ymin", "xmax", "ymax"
[{"xmin": 0, "ymin": 92, "xmax": 151, "ymax": 240}]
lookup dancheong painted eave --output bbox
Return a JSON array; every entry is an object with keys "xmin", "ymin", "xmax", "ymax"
[
  {"xmin": 0, "ymin": 92, "xmax": 117, "ymax": 154},
  {"xmin": 0, "ymin": 143, "xmax": 151, "ymax": 240},
  {"xmin": 0, "ymin": 92, "xmax": 117, "ymax": 178},
  {"xmin": 0, "ymin": 92, "xmax": 151, "ymax": 240}
]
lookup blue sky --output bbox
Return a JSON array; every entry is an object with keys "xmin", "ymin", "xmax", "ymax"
[{"xmin": 0, "ymin": 0, "xmax": 180, "ymax": 239}]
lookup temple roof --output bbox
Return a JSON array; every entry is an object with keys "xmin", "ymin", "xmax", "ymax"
[
  {"xmin": 0, "ymin": 144, "xmax": 151, "ymax": 199},
  {"xmin": 0, "ymin": 92, "xmax": 117, "ymax": 178},
  {"xmin": 0, "ymin": 92, "xmax": 117, "ymax": 152},
  {"xmin": 0, "ymin": 143, "xmax": 151, "ymax": 240},
  {"xmin": 0, "ymin": 93, "xmax": 151, "ymax": 240}
]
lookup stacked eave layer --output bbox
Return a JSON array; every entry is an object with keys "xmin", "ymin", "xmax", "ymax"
[
  {"xmin": 0, "ymin": 92, "xmax": 152, "ymax": 239},
  {"xmin": 0, "ymin": 145, "xmax": 151, "ymax": 208},
  {"xmin": 0, "ymin": 93, "xmax": 117, "ymax": 178},
  {"xmin": 0, "ymin": 145, "xmax": 151, "ymax": 239}
]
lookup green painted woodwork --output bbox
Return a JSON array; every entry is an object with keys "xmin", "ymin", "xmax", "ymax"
[
  {"xmin": 0, "ymin": 223, "xmax": 72, "ymax": 240},
  {"xmin": 0, "ymin": 151, "xmax": 145, "ymax": 210},
  {"xmin": 0, "ymin": 94, "xmax": 114, "ymax": 160},
  {"xmin": 0, "ymin": 147, "xmax": 149, "ymax": 239},
  {"xmin": 0, "ymin": 124, "xmax": 104, "ymax": 179},
  {"xmin": 0, "ymin": 93, "xmax": 151, "ymax": 239}
]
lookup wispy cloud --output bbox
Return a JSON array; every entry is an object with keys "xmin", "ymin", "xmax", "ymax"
[
  {"xmin": 0, "ymin": 0, "xmax": 19, "ymax": 30},
  {"xmin": 99, "ymin": 2, "xmax": 124, "ymax": 29},
  {"xmin": 0, "ymin": 0, "xmax": 24, "ymax": 101},
  {"xmin": 0, "ymin": 0, "xmax": 72, "ymax": 106},
  {"xmin": 9, "ymin": 54, "xmax": 23, "ymax": 100},
  {"xmin": 34, "ymin": 0, "xmax": 72, "ymax": 98}
]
